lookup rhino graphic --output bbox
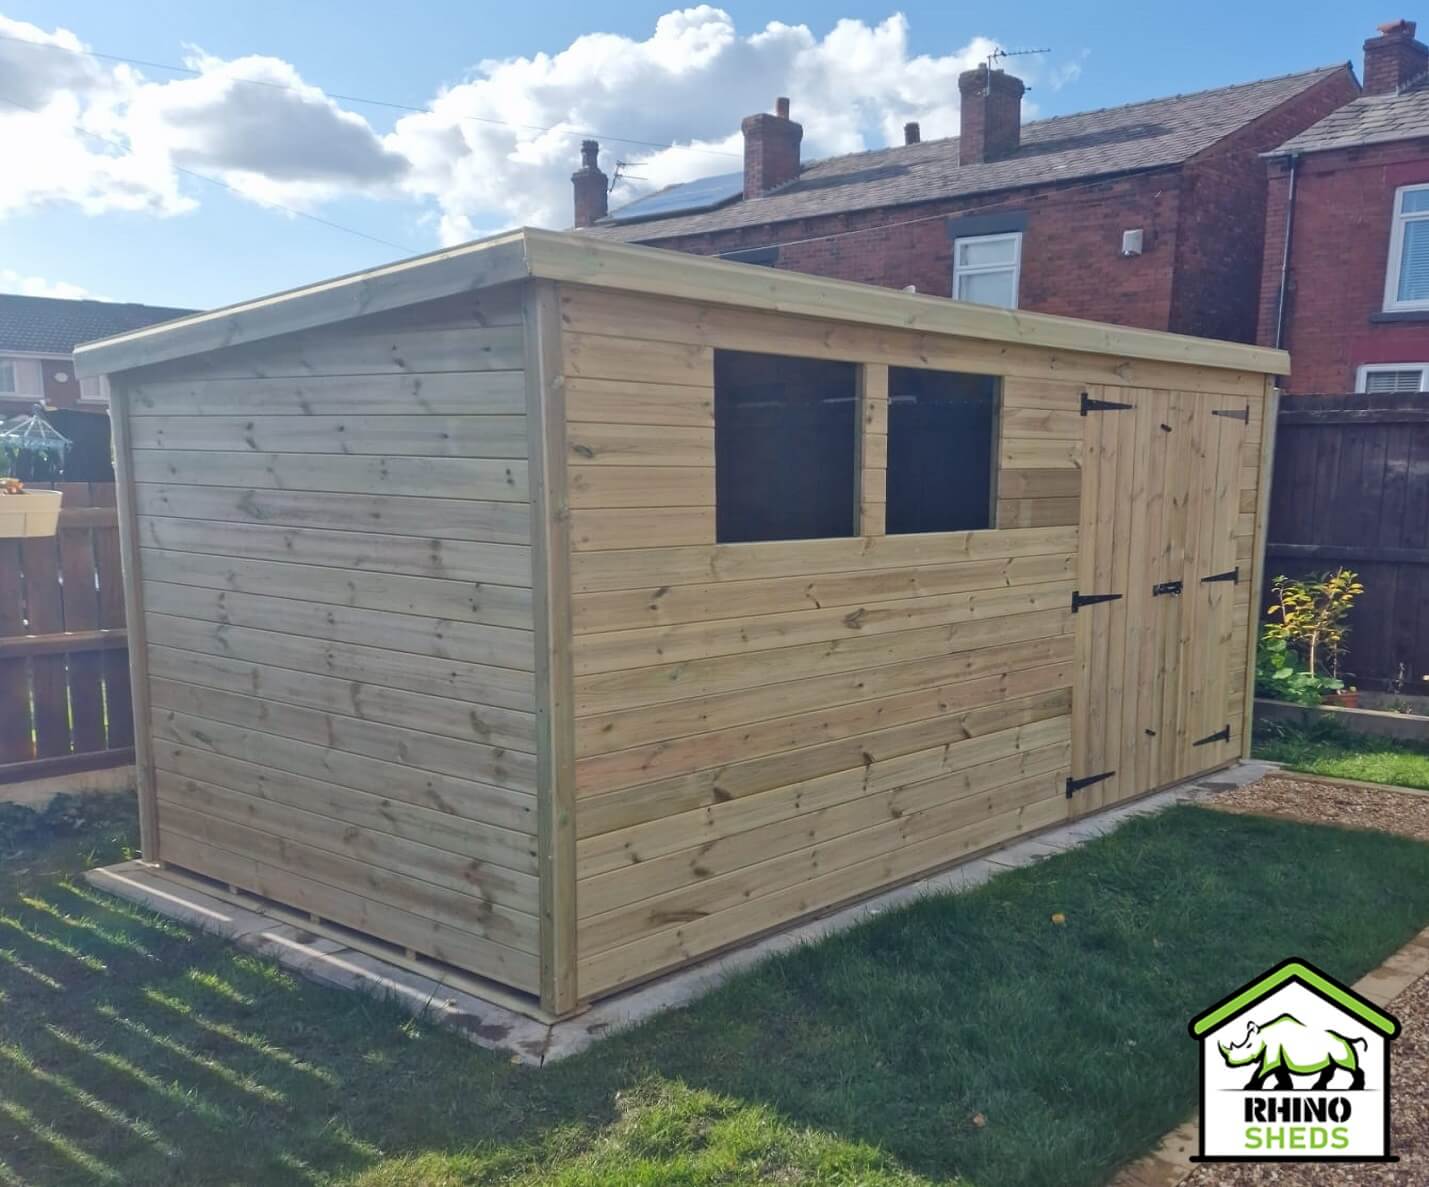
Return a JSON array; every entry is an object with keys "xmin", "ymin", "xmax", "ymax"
[{"xmin": 1218, "ymin": 1013, "xmax": 1368, "ymax": 1090}]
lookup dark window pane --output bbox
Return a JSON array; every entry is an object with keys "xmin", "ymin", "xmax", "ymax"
[
  {"xmin": 886, "ymin": 368, "xmax": 998, "ymax": 534},
  {"xmin": 715, "ymin": 350, "xmax": 857, "ymax": 543}
]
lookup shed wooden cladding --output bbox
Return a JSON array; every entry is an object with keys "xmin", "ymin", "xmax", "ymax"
[{"xmin": 77, "ymin": 227, "xmax": 1286, "ymax": 1018}]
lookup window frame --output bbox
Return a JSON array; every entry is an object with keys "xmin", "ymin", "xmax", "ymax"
[
  {"xmin": 952, "ymin": 231, "xmax": 1022, "ymax": 309},
  {"xmin": 0, "ymin": 359, "xmax": 15, "ymax": 394},
  {"xmin": 1383, "ymin": 183, "xmax": 1429, "ymax": 312},
  {"xmin": 1356, "ymin": 362, "xmax": 1429, "ymax": 393}
]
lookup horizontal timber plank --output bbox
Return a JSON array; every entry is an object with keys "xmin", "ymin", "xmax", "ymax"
[
  {"xmin": 0, "ymin": 629, "xmax": 127, "ymax": 659},
  {"xmin": 1001, "ymin": 407, "xmax": 1082, "ymax": 439},
  {"xmin": 148, "ymin": 647, "xmax": 535, "ymax": 750},
  {"xmin": 578, "ymin": 792, "xmax": 1068, "ymax": 995},
  {"xmin": 128, "ymin": 370, "xmax": 526, "ymax": 416},
  {"xmin": 996, "ymin": 469, "xmax": 1082, "ymax": 500},
  {"xmin": 128, "ymin": 415, "xmax": 527, "ymax": 458},
  {"xmin": 134, "ymin": 484, "xmax": 530, "ymax": 544},
  {"xmin": 579, "ymin": 766, "xmax": 1065, "ymax": 954},
  {"xmin": 996, "ymin": 498, "xmax": 1081, "ymax": 529},
  {"xmin": 564, "ymin": 377, "xmax": 714, "ymax": 427},
  {"xmin": 1000, "ymin": 378, "xmax": 1085, "ymax": 412},
  {"xmin": 575, "ymin": 690, "xmax": 1070, "ymax": 830},
  {"xmin": 572, "ymin": 552, "xmax": 1075, "ymax": 633},
  {"xmin": 567, "ymin": 423, "xmax": 714, "ymax": 467},
  {"xmin": 1001, "ymin": 437, "xmax": 1083, "ymax": 470},
  {"xmin": 563, "ymin": 330, "xmax": 714, "ymax": 387},
  {"xmin": 155, "ymin": 742, "xmax": 537, "ymax": 871},
  {"xmin": 146, "ymin": 612, "xmax": 536, "ymax": 712},
  {"xmin": 156, "ymin": 784, "xmax": 538, "ymax": 939},
  {"xmin": 568, "ymin": 466, "xmax": 714, "ymax": 510},
  {"xmin": 575, "ymin": 660, "xmax": 1073, "ymax": 797},
  {"xmin": 570, "ymin": 526, "xmax": 1079, "ymax": 593},
  {"xmin": 150, "ymin": 677, "xmax": 536, "ymax": 786},
  {"xmin": 573, "ymin": 580, "xmax": 1075, "ymax": 676},
  {"xmin": 137, "ymin": 516, "xmax": 532, "ymax": 586},
  {"xmin": 159, "ymin": 830, "xmax": 539, "ymax": 991},
  {"xmin": 152, "ymin": 708, "xmax": 537, "ymax": 831},
  {"xmin": 576, "ymin": 633, "xmax": 1074, "ymax": 757},
  {"xmin": 132, "ymin": 450, "xmax": 529, "ymax": 502},
  {"xmin": 140, "ymin": 549, "xmax": 533, "ymax": 630},
  {"xmin": 143, "ymin": 582, "xmax": 535, "ymax": 672},
  {"xmin": 0, "ymin": 748, "xmax": 135, "ymax": 786},
  {"xmin": 570, "ymin": 507, "xmax": 716, "ymax": 551},
  {"xmin": 574, "ymin": 606, "xmax": 1071, "ymax": 716}
]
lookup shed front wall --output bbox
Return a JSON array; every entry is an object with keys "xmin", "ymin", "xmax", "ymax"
[
  {"xmin": 113, "ymin": 287, "xmax": 544, "ymax": 995},
  {"xmin": 554, "ymin": 283, "xmax": 1270, "ymax": 999}
]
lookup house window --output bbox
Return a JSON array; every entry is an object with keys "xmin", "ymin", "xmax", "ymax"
[
  {"xmin": 714, "ymin": 350, "xmax": 857, "ymax": 543},
  {"xmin": 886, "ymin": 368, "xmax": 999, "ymax": 534},
  {"xmin": 953, "ymin": 232, "xmax": 1021, "ymax": 308},
  {"xmin": 1357, "ymin": 363, "xmax": 1429, "ymax": 393},
  {"xmin": 0, "ymin": 360, "xmax": 14, "ymax": 393},
  {"xmin": 0, "ymin": 357, "xmax": 42, "ymax": 396},
  {"xmin": 1384, "ymin": 184, "xmax": 1429, "ymax": 310}
]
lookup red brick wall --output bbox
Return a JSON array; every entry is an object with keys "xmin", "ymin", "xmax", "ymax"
[
  {"xmin": 1172, "ymin": 70, "xmax": 1359, "ymax": 343},
  {"xmin": 1258, "ymin": 137, "xmax": 1429, "ymax": 394}
]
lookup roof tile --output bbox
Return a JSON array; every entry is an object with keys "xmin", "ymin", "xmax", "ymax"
[{"xmin": 0, "ymin": 294, "xmax": 196, "ymax": 356}]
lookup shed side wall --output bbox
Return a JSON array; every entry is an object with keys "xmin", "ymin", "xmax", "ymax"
[{"xmin": 118, "ymin": 287, "xmax": 542, "ymax": 994}]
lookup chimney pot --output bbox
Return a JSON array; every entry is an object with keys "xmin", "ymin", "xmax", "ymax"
[
  {"xmin": 1364, "ymin": 18, "xmax": 1429, "ymax": 94},
  {"xmin": 571, "ymin": 139, "xmax": 608, "ymax": 228},
  {"xmin": 958, "ymin": 65, "xmax": 1025, "ymax": 165},
  {"xmin": 904, "ymin": 121, "xmax": 921, "ymax": 145},
  {"xmin": 741, "ymin": 98, "xmax": 803, "ymax": 199}
]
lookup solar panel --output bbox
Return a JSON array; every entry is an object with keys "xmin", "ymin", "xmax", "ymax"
[{"xmin": 606, "ymin": 171, "xmax": 744, "ymax": 223}]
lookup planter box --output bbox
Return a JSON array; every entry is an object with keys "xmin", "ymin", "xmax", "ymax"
[
  {"xmin": 1255, "ymin": 697, "xmax": 1429, "ymax": 744},
  {"xmin": 0, "ymin": 488, "xmax": 63, "ymax": 538}
]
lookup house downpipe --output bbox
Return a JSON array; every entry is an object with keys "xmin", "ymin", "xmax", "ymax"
[{"xmin": 1273, "ymin": 152, "xmax": 1299, "ymax": 351}]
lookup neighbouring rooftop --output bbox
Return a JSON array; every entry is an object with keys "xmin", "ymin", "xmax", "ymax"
[{"xmin": 0, "ymin": 293, "xmax": 196, "ymax": 356}]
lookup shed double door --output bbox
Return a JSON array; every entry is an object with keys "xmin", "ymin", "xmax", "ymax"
[{"xmin": 1071, "ymin": 387, "xmax": 1247, "ymax": 816}]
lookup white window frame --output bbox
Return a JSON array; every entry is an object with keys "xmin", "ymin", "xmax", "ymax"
[
  {"xmin": 952, "ymin": 231, "xmax": 1022, "ymax": 309},
  {"xmin": 1356, "ymin": 363, "xmax": 1429, "ymax": 393},
  {"xmin": 1383, "ymin": 183, "xmax": 1429, "ymax": 311},
  {"xmin": 0, "ymin": 354, "xmax": 45, "ymax": 398}
]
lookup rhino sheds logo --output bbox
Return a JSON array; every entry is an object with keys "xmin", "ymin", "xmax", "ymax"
[{"xmin": 1189, "ymin": 957, "xmax": 1400, "ymax": 1162}]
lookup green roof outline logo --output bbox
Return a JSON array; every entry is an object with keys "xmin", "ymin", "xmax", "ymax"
[{"xmin": 1188, "ymin": 957, "xmax": 1400, "ymax": 1041}]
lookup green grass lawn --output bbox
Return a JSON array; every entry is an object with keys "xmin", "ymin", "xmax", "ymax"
[
  {"xmin": 5, "ymin": 795, "xmax": 1429, "ymax": 1187},
  {"xmin": 1254, "ymin": 719, "xmax": 1429, "ymax": 790}
]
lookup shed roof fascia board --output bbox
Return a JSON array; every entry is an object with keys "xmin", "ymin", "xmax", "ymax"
[
  {"xmin": 520, "ymin": 228, "xmax": 1289, "ymax": 375},
  {"xmin": 76, "ymin": 226, "xmax": 1289, "ymax": 379},
  {"xmin": 73, "ymin": 230, "xmax": 530, "ymax": 378}
]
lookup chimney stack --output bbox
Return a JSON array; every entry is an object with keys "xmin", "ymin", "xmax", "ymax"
[
  {"xmin": 741, "ymin": 97, "xmax": 803, "ymax": 199},
  {"xmin": 957, "ymin": 66, "xmax": 1025, "ymax": 165},
  {"xmin": 571, "ymin": 139, "xmax": 608, "ymax": 228},
  {"xmin": 904, "ymin": 121, "xmax": 921, "ymax": 145},
  {"xmin": 1363, "ymin": 19, "xmax": 1429, "ymax": 94}
]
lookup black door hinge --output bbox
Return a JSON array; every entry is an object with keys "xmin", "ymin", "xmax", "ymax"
[
  {"xmin": 1152, "ymin": 579, "xmax": 1184, "ymax": 597},
  {"xmin": 1212, "ymin": 407, "xmax": 1250, "ymax": 423},
  {"xmin": 1193, "ymin": 725, "xmax": 1232, "ymax": 747},
  {"xmin": 1067, "ymin": 770, "xmax": 1116, "ymax": 798},
  {"xmin": 1201, "ymin": 567, "xmax": 1240, "ymax": 585},
  {"xmin": 1081, "ymin": 391, "xmax": 1134, "ymax": 415},
  {"xmin": 1072, "ymin": 590, "xmax": 1123, "ymax": 612}
]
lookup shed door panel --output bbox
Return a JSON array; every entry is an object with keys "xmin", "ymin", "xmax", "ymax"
[{"xmin": 1072, "ymin": 389, "xmax": 1246, "ymax": 816}]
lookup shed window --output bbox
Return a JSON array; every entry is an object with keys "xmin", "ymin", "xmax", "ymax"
[
  {"xmin": 953, "ymin": 232, "xmax": 1021, "ymax": 308},
  {"xmin": 714, "ymin": 350, "xmax": 857, "ymax": 543},
  {"xmin": 886, "ymin": 368, "xmax": 999, "ymax": 534},
  {"xmin": 1385, "ymin": 185, "xmax": 1429, "ymax": 311},
  {"xmin": 1357, "ymin": 363, "xmax": 1429, "ymax": 393}
]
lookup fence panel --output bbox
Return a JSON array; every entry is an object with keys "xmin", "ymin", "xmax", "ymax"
[
  {"xmin": 0, "ymin": 481, "xmax": 134, "ymax": 784},
  {"xmin": 1265, "ymin": 394, "xmax": 1429, "ymax": 691}
]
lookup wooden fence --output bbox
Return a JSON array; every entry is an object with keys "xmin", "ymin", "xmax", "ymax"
[
  {"xmin": 0, "ymin": 482, "xmax": 134, "ymax": 785},
  {"xmin": 1265, "ymin": 393, "xmax": 1429, "ymax": 691}
]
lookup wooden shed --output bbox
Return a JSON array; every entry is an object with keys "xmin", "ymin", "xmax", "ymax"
[{"xmin": 75, "ymin": 228, "xmax": 1285, "ymax": 1019}]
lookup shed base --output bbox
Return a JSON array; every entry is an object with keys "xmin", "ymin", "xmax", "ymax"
[{"xmin": 87, "ymin": 758, "xmax": 1278, "ymax": 1066}]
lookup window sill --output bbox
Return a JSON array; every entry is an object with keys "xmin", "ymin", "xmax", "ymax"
[{"xmin": 1370, "ymin": 310, "xmax": 1429, "ymax": 323}]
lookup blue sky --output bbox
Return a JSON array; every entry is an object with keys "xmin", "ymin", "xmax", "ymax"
[{"xmin": 0, "ymin": 2, "xmax": 1388, "ymax": 310}]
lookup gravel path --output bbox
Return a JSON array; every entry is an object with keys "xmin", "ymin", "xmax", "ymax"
[{"xmin": 1181, "ymin": 775, "xmax": 1429, "ymax": 1185}]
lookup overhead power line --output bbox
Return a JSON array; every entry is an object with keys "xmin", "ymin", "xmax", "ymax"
[{"xmin": 0, "ymin": 30, "xmax": 741, "ymax": 159}]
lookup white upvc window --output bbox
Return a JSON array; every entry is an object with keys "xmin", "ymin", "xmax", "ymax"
[
  {"xmin": 953, "ymin": 232, "xmax": 1021, "ymax": 309},
  {"xmin": 0, "ymin": 356, "xmax": 43, "ymax": 396},
  {"xmin": 1357, "ymin": 363, "xmax": 1429, "ymax": 393},
  {"xmin": 1384, "ymin": 184, "xmax": 1429, "ymax": 310}
]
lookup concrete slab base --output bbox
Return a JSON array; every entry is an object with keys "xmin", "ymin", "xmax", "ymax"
[{"xmin": 86, "ymin": 759, "xmax": 1278, "ymax": 1067}]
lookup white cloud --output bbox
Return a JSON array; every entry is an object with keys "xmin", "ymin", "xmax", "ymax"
[
  {"xmin": 0, "ymin": 269, "xmax": 103, "ymax": 299},
  {"xmin": 0, "ymin": 7, "xmax": 1083, "ymax": 243}
]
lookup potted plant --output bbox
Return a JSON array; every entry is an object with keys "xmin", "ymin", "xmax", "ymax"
[
  {"xmin": 1264, "ymin": 568, "xmax": 1364, "ymax": 708},
  {"xmin": 0, "ymin": 406, "xmax": 71, "ymax": 539}
]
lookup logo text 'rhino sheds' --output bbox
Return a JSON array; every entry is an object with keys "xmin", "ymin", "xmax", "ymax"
[{"xmin": 1189, "ymin": 958, "xmax": 1400, "ymax": 1163}]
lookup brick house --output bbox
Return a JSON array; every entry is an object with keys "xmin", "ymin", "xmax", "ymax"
[
  {"xmin": 1259, "ymin": 20, "xmax": 1429, "ymax": 393},
  {"xmin": 0, "ymin": 293, "xmax": 193, "ymax": 418},
  {"xmin": 573, "ymin": 64, "xmax": 1357, "ymax": 344}
]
